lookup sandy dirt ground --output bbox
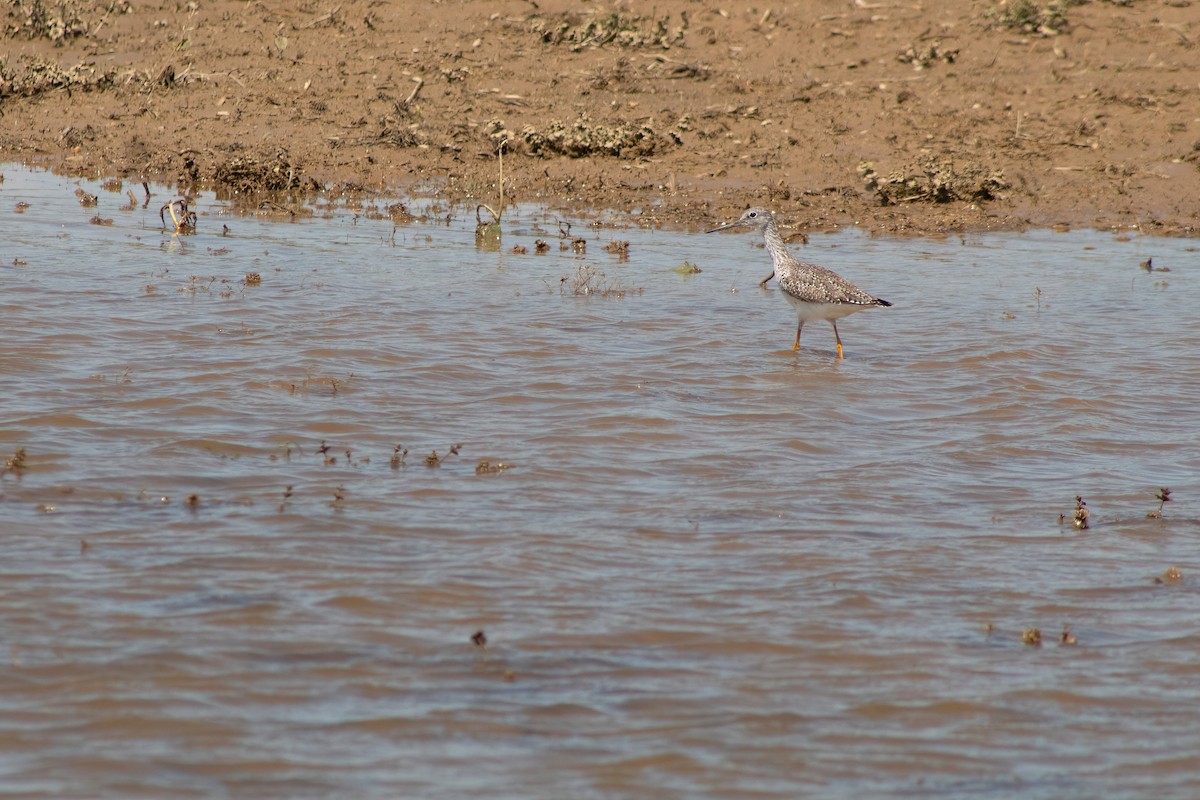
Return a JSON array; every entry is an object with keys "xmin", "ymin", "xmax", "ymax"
[{"xmin": 2, "ymin": 0, "xmax": 1199, "ymax": 234}]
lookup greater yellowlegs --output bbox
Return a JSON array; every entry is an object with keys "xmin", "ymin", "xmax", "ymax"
[{"xmin": 707, "ymin": 207, "xmax": 892, "ymax": 358}]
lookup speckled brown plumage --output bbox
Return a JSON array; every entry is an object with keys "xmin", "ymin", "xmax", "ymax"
[{"xmin": 708, "ymin": 207, "xmax": 891, "ymax": 357}]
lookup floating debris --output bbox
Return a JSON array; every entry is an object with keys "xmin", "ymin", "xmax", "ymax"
[
  {"xmin": 75, "ymin": 188, "xmax": 98, "ymax": 207},
  {"xmin": 1022, "ymin": 627, "xmax": 1042, "ymax": 646},
  {"xmin": 1060, "ymin": 625, "xmax": 1077, "ymax": 646},
  {"xmin": 673, "ymin": 260, "xmax": 702, "ymax": 275},
  {"xmin": 603, "ymin": 240, "xmax": 630, "ymax": 255},
  {"xmin": 244, "ymin": 272, "xmax": 262, "ymax": 286},
  {"xmin": 534, "ymin": 239, "xmax": 550, "ymax": 253},
  {"xmin": 511, "ymin": 244, "xmax": 527, "ymax": 254},
  {"xmin": 1155, "ymin": 565, "xmax": 1183, "ymax": 585},
  {"xmin": 471, "ymin": 630, "xmax": 488, "ymax": 647},
  {"xmin": 475, "ymin": 460, "xmax": 512, "ymax": 475},
  {"xmin": 4, "ymin": 448, "xmax": 27, "ymax": 474},
  {"xmin": 1072, "ymin": 495, "xmax": 1089, "ymax": 530},
  {"xmin": 387, "ymin": 203, "xmax": 417, "ymax": 224},
  {"xmin": 160, "ymin": 199, "xmax": 196, "ymax": 233},
  {"xmin": 278, "ymin": 485, "xmax": 293, "ymax": 513}
]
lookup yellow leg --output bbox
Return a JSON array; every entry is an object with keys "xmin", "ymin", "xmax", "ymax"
[
  {"xmin": 792, "ymin": 321, "xmax": 803, "ymax": 351},
  {"xmin": 832, "ymin": 322, "xmax": 845, "ymax": 359}
]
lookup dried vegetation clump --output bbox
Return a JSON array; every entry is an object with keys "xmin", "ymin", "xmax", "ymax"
[
  {"xmin": 0, "ymin": 58, "xmax": 114, "ymax": 101},
  {"xmin": 986, "ymin": 0, "xmax": 1076, "ymax": 37},
  {"xmin": 212, "ymin": 150, "xmax": 316, "ymax": 195},
  {"xmin": 521, "ymin": 115, "xmax": 687, "ymax": 159},
  {"xmin": 532, "ymin": 12, "xmax": 687, "ymax": 51},
  {"xmin": 858, "ymin": 159, "xmax": 1009, "ymax": 205},
  {"xmin": 896, "ymin": 41, "xmax": 958, "ymax": 69},
  {"xmin": 3, "ymin": 0, "xmax": 109, "ymax": 42}
]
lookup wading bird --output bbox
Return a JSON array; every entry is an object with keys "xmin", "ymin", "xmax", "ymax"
[{"xmin": 708, "ymin": 208, "xmax": 892, "ymax": 358}]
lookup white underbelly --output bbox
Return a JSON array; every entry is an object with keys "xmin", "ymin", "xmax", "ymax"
[{"xmin": 784, "ymin": 293, "xmax": 870, "ymax": 324}]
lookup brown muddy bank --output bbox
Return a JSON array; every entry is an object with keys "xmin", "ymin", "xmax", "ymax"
[{"xmin": 2, "ymin": 0, "xmax": 1198, "ymax": 235}]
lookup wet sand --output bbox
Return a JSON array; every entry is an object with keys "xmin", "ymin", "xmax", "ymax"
[{"xmin": 2, "ymin": 0, "xmax": 1198, "ymax": 234}]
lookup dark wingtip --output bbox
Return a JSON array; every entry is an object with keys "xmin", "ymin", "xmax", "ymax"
[{"xmin": 877, "ymin": 298, "xmax": 893, "ymax": 307}]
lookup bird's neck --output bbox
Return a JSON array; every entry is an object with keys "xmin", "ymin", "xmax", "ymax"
[{"xmin": 762, "ymin": 219, "xmax": 792, "ymax": 273}]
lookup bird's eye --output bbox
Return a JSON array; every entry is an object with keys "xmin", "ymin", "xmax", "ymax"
[{"xmin": 748, "ymin": 212, "xmax": 757, "ymax": 218}]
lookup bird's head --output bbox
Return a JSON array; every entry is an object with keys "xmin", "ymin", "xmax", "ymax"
[{"xmin": 706, "ymin": 207, "xmax": 773, "ymax": 234}]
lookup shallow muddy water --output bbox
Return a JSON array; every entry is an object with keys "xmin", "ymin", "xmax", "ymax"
[{"xmin": 2, "ymin": 164, "xmax": 1199, "ymax": 799}]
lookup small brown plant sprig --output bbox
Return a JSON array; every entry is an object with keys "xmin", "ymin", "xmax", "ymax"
[
  {"xmin": 471, "ymin": 630, "xmax": 488, "ymax": 648},
  {"xmin": 424, "ymin": 443, "xmax": 463, "ymax": 468},
  {"xmin": 1073, "ymin": 496, "xmax": 1089, "ymax": 530},
  {"xmin": 390, "ymin": 444, "xmax": 408, "ymax": 468},
  {"xmin": 1060, "ymin": 625, "xmax": 1077, "ymax": 646},
  {"xmin": 560, "ymin": 265, "xmax": 643, "ymax": 298},
  {"xmin": 1147, "ymin": 487, "xmax": 1172, "ymax": 519},
  {"xmin": 278, "ymin": 485, "xmax": 294, "ymax": 513}
]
